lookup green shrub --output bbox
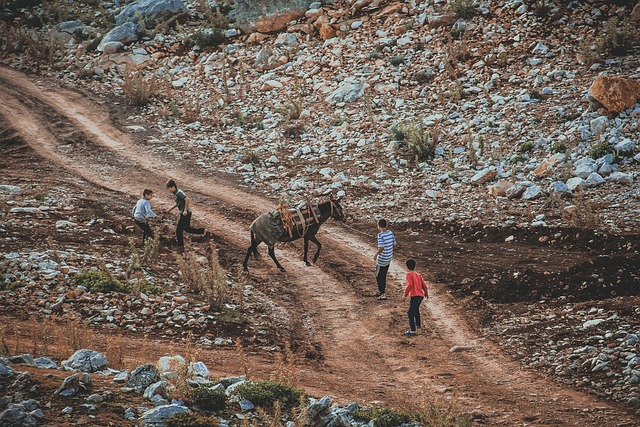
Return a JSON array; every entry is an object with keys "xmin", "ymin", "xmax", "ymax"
[
  {"xmin": 587, "ymin": 141, "xmax": 615, "ymax": 159},
  {"xmin": 449, "ymin": 0, "xmax": 476, "ymax": 19},
  {"xmin": 352, "ymin": 408, "xmax": 412, "ymax": 427},
  {"xmin": 235, "ymin": 380, "xmax": 303, "ymax": 410},
  {"xmin": 165, "ymin": 412, "xmax": 219, "ymax": 427},
  {"xmin": 389, "ymin": 126, "xmax": 406, "ymax": 142},
  {"xmin": 74, "ymin": 269, "xmax": 127, "ymax": 293},
  {"xmin": 190, "ymin": 29, "xmax": 225, "ymax": 48},
  {"xmin": 404, "ymin": 124, "xmax": 438, "ymax": 162},
  {"xmin": 518, "ymin": 141, "xmax": 534, "ymax": 153},
  {"xmin": 186, "ymin": 386, "xmax": 227, "ymax": 412},
  {"xmin": 0, "ymin": 281, "xmax": 26, "ymax": 291},
  {"xmin": 389, "ymin": 55, "xmax": 405, "ymax": 66},
  {"xmin": 551, "ymin": 142, "xmax": 567, "ymax": 154},
  {"xmin": 596, "ymin": 17, "xmax": 640, "ymax": 56}
]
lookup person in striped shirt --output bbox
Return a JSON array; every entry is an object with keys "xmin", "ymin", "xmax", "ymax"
[{"xmin": 373, "ymin": 218, "xmax": 396, "ymax": 300}]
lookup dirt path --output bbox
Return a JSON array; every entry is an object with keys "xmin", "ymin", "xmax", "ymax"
[{"xmin": 1, "ymin": 65, "xmax": 637, "ymax": 426}]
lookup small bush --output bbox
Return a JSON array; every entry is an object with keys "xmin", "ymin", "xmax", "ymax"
[
  {"xmin": 240, "ymin": 149, "xmax": 260, "ymax": 165},
  {"xmin": 413, "ymin": 69, "xmax": 435, "ymax": 84},
  {"xmin": 404, "ymin": 124, "xmax": 438, "ymax": 162},
  {"xmin": 388, "ymin": 55, "xmax": 405, "ymax": 66},
  {"xmin": 235, "ymin": 380, "xmax": 303, "ymax": 410},
  {"xmin": 510, "ymin": 155, "xmax": 525, "ymax": 164},
  {"xmin": 122, "ymin": 70, "xmax": 158, "ymax": 107},
  {"xmin": 142, "ymin": 228, "xmax": 160, "ymax": 264},
  {"xmin": 449, "ymin": 0, "xmax": 476, "ymax": 19},
  {"xmin": 175, "ymin": 245, "xmax": 227, "ymax": 308},
  {"xmin": 596, "ymin": 17, "xmax": 640, "ymax": 57},
  {"xmin": 190, "ymin": 29, "xmax": 225, "ymax": 48},
  {"xmin": 353, "ymin": 408, "xmax": 412, "ymax": 427},
  {"xmin": 186, "ymin": 386, "xmax": 227, "ymax": 412},
  {"xmin": 0, "ymin": 281, "xmax": 26, "ymax": 291},
  {"xmin": 518, "ymin": 141, "xmax": 534, "ymax": 153},
  {"xmin": 389, "ymin": 126, "xmax": 406, "ymax": 142},
  {"xmin": 551, "ymin": 142, "xmax": 567, "ymax": 154},
  {"xmin": 74, "ymin": 269, "xmax": 127, "ymax": 293},
  {"xmin": 165, "ymin": 412, "xmax": 219, "ymax": 427},
  {"xmin": 587, "ymin": 141, "xmax": 615, "ymax": 159}
]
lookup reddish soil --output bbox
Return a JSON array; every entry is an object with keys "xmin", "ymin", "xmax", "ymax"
[{"xmin": 1, "ymin": 65, "xmax": 639, "ymax": 426}]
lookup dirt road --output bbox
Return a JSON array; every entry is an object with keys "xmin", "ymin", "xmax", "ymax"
[{"xmin": 1, "ymin": 65, "xmax": 637, "ymax": 426}]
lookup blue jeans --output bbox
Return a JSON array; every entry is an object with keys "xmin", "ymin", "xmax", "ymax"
[{"xmin": 408, "ymin": 296, "xmax": 424, "ymax": 332}]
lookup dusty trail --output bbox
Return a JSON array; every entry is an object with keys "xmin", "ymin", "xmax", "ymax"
[{"xmin": 1, "ymin": 65, "xmax": 637, "ymax": 426}]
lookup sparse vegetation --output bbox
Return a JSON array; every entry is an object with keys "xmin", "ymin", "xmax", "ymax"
[
  {"xmin": 587, "ymin": 141, "xmax": 615, "ymax": 160},
  {"xmin": 235, "ymin": 380, "xmax": 304, "ymax": 410},
  {"xmin": 404, "ymin": 123, "xmax": 439, "ymax": 162},
  {"xmin": 551, "ymin": 141, "xmax": 567, "ymax": 154},
  {"xmin": 596, "ymin": 17, "xmax": 640, "ymax": 57},
  {"xmin": 449, "ymin": 0, "xmax": 476, "ymax": 19},
  {"xmin": 175, "ymin": 244, "xmax": 228, "ymax": 308},
  {"xmin": 74, "ymin": 268, "xmax": 127, "ymax": 293},
  {"xmin": 388, "ymin": 55, "xmax": 405, "ymax": 66},
  {"xmin": 0, "ymin": 280, "xmax": 26, "ymax": 291},
  {"xmin": 186, "ymin": 386, "xmax": 227, "ymax": 412},
  {"xmin": 122, "ymin": 70, "xmax": 159, "ymax": 107},
  {"xmin": 518, "ymin": 141, "xmax": 534, "ymax": 153},
  {"xmin": 166, "ymin": 412, "xmax": 220, "ymax": 427}
]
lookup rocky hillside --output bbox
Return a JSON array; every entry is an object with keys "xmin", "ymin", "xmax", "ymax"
[{"xmin": 1, "ymin": 0, "xmax": 639, "ymax": 231}]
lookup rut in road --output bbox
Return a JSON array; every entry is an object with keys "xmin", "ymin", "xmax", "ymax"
[{"xmin": 1, "ymin": 65, "xmax": 637, "ymax": 426}]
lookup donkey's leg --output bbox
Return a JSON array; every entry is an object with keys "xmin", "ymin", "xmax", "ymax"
[
  {"xmin": 303, "ymin": 236, "xmax": 311, "ymax": 266},
  {"xmin": 267, "ymin": 246, "xmax": 285, "ymax": 272},
  {"xmin": 243, "ymin": 245, "xmax": 255, "ymax": 271},
  {"xmin": 310, "ymin": 235, "xmax": 322, "ymax": 263}
]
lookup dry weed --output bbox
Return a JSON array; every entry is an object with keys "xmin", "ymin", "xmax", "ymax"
[
  {"xmin": 122, "ymin": 69, "xmax": 159, "ymax": 107},
  {"xmin": 235, "ymin": 338, "xmax": 251, "ymax": 378}
]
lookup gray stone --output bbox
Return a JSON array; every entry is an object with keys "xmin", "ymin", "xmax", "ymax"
[
  {"xmin": 274, "ymin": 33, "xmax": 298, "ymax": 47},
  {"xmin": 55, "ymin": 374, "xmax": 81, "ymax": 397},
  {"xmin": 585, "ymin": 172, "xmax": 605, "ymax": 187},
  {"xmin": 583, "ymin": 319, "xmax": 606, "ymax": 328},
  {"xmin": 61, "ymin": 406, "xmax": 73, "ymax": 415},
  {"xmin": 9, "ymin": 207, "xmax": 42, "ymax": 214},
  {"xmin": 0, "ymin": 185, "xmax": 22, "ymax": 194},
  {"xmin": 101, "ymin": 41, "xmax": 124, "ymax": 54},
  {"xmin": 566, "ymin": 177, "xmax": 585, "ymax": 192},
  {"xmin": 143, "ymin": 381, "xmax": 168, "ymax": 400},
  {"xmin": 589, "ymin": 116, "xmax": 608, "ymax": 135},
  {"xmin": 33, "ymin": 357, "xmax": 58, "ymax": 369},
  {"xmin": 239, "ymin": 399, "xmax": 254, "ymax": 411},
  {"xmin": 113, "ymin": 370, "xmax": 130, "ymax": 383},
  {"xmin": 86, "ymin": 393, "xmax": 104, "ymax": 403},
  {"xmin": 506, "ymin": 181, "xmax": 532, "ymax": 199},
  {"xmin": 189, "ymin": 361, "xmax": 209, "ymax": 379},
  {"xmin": 0, "ymin": 406, "xmax": 39, "ymax": 427},
  {"xmin": 307, "ymin": 396, "xmax": 332, "ymax": 420},
  {"xmin": 97, "ymin": 22, "xmax": 140, "ymax": 52},
  {"xmin": 574, "ymin": 160, "xmax": 597, "ymax": 179},
  {"xmin": 522, "ymin": 185, "xmax": 544, "ymax": 200},
  {"xmin": 62, "ymin": 349, "xmax": 107, "ymax": 372},
  {"xmin": 124, "ymin": 407, "xmax": 137, "ymax": 420},
  {"xmin": 548, "ymin": 181, "xmax": 571, "ymax": 198},
  {"xmin": 598, "ymin": 162, "xmax": 615, "ymax": 176},
  {"xmin": 614, "ymin": 138, "xmax": 636, "ymax": 152},
  {"xmin": 0, "ymin": 360, "xmax": 13, "ymax": 377},
  {"xmin": 532, "ymin": 42, "xmax": 549, "ymax": 55},
  {"xmin": 326, "ymin": 81, "xmax": 365, "ymax": 103},
  {"xmin": 607, "ymin": 171, "xmax": 633, "ymax": 185},
  {"xmin": 115, "ymin": 0, "xmax": 188, "ymax": 27},
  {"xmin": 140, "ymin": 404, "xmax": 189, "ymax": 427},
  {"xmin": 9, "ymin": 354, "xmax": 34, "ymax": 365},
  {"xmin": 234, "ymin": 0, "xmax": 315, "ymax": 32},
  {"xmin": 125, "ymin": 364, "xmax": 160, "ymax": 390}
]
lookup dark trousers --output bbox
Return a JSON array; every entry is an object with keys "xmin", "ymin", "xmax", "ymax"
[
  {"xmin": 376, "ymin": 264, "xmax": 390, "ymax": 294},
  {"xmin": 408, "ymin": 296, "xmax": 424, "ymax": 332},
  {"xmin": 176, "ymin": 211, "xmax": 204, "ymax": 247},
  {"xmin": 135, "ymin": 220, "xmax": 153, "ymax": 242}
]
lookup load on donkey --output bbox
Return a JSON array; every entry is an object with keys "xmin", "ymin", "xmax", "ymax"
[{"xmin": 243, "ymin": 196, "xmax": 345, "ymax": 272}]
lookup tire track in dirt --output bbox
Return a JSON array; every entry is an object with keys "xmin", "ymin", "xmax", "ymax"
[{"xmin": 1, "ymin": 65, "xmax": 637, "ymax": 426}]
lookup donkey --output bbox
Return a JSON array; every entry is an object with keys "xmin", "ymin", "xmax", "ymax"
[{"xmin": 243, "ymin": 198, "xmax": 345, "ymax": 272}]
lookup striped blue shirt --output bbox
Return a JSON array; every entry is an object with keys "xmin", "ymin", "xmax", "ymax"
[{"xmin": 377, "ymin": 230, "xmax": 395, "ymax": 266}]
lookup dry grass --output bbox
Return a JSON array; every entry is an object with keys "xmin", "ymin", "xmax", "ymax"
[
  {"xmin": 273, "ymin": 342, "xmax": 298, "ymax": 387},
  {"xmin": 122, "ymin": 69, "xmax": 159, "ymax": 107},
  {"xmin": 175, "ymin": 244, "xmax": 228, "ymax": 308},
  {"xmin": 182, "ymin": 100, "xmax": 202, "ymax": 123},
  {"xmin": 235, "ymin": 338, "xmax": 251, "ymax": 378}
]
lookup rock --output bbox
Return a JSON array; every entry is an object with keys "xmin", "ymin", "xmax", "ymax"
[
  {"xmin": 55, "ymin": 374, "xmax": 81, "ymax": 397},
  {"xmin": 260, "ymin": 80, "xmax": 283, "ymax": 91},
  {"xmin": 588, "ymin": 76, "xmax": 640, "ymax": 114},
  {"xmin": 522, "ymin": 185, "xmax": 544, "ymax": 200},
  {"xmin": 614, "ymin": 138, "xmax": 637, "ymax": 153},
  {"xmin": 607, "ymin": 172, "xmax": 633, "ymax": 185},
  {"xmin": 506, "ymin": 181, "xmax": 532, "ymax": 199},
  {"xmin": 566, "ymin": 177, "xmax": 585, "ymax": 192},
  {"xmin": 143, "ymin": 381, "xmax": 168, "ymax": 400},
  {"xmin": 450, "ymin": 345, "xmax": 474, "ymax": 353},
  {"xmin": 574, "ymin": 159, "xmax": 597, "ymax": 179},
  {"xmin": 583, "ymin": 319, "xmax": 606, "ymax": 328},
  {"xmin": 254, "ymin": 46, "xmax": 287, "ymax": 71},
  {"xmin": 307, "ymin": 396, "xmax": 332, "ymax": 420},
  {"xmin": 157, "ymin": 356, "xmax": 185, "ymax": 374},
  {"xmin": 55, "ymin": 220, "xmax": 77, "ymax": 229},
  {"xmin": 427, "ymin": 14, "xmax": 456, "ymax": 28},
  {"xmin": 584, "ymin": 172, "xmax": 605, "ymax": 187},
  {"xmin": 0, "ymin": 360, "xmax": 15, "ymax": 377},
  {"xmin": 274, "ymin": 33, "xmax": 298, "ymax": 47},
  {"xmin": 97, "ymin": 22, "xmax": 140, "ymax": 52},
  {"xmin": 9, "ymin": 354, "xmax": 34, "ymax": 365},
  {"xmin": 532, "ymin": 42, "xmax": 549, "ymax": 55},
  {"xmin": 125, "ymin": 364, "xmax": 160, "ymax": 390},
  {"xmin": 548, "ymin": 181, "xmax": 571, "ymax": 198},
  {"xmin": 113, "ymin": 371, "xmax": 130, "ymax": 383},
  {"xmin": 86, "ymin": 393, "xmax": 104, "ymax": 403},
  {"xmin": 318, "ymin": 22, "xmax": 336, "ymax": 40},
  {"xmin": 470, "ymin": 168, "xmax": 497, "ymax": 185},
  {"xmin": 62, "ymin": 349, "xmax": 107, "ymax": 372},
  {"xmin": 9, "ymin": 207, "xmax": 42, "ymax": 214},
  {"xmin": 235, "ymin": 0, "xmax": 314, "ymax": 33},
  {"xmin": 115, "ymin": 0, "xmax": 188, "ymax": 28},
  {"xmin": 140, "ymin": 404, "xmax": 189, "ymax": 427},
  {"xmin": 0, "ymin": 405, "xmax": 39, "ymax": 427},
  {"xmin": 0, "ymin": 185, "xmax": 22, "ymax": 194},
  {"xmin": 533, "ymin": 159, "xmax": 553, "ymax": 178},
  {"xmin": 239, "ymin": 399, "xmax": 254, "ymax": 411},
  {"xmin": 589, "ymin": 116, "xmax": 607, "ymax": 135},
  {"xmin": 189, "ymin": 361, "xmax": 209, "ymax": 379},
  {"xmin": 326, "ymin": 81, "xmax": 365, "ymax": 103},
  {"xmin": 101, "ymin": 42, "xmax": 124, "ymax": 54}
]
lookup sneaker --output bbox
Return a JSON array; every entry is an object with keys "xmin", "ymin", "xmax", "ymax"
[
  {"xmin": 404, "ymin": 330, "xmax": 416, "ymax": 336},
  {"xmin": 176, "ymin": 246, "xmax": 185, "ymax": 254},
  {"xmin": 374, "ymin": 291, "xmax": 382, "ymax": 298},
  {"xmin": 376, "ymin": 294, "xmax": 387, "ymax": 300}
]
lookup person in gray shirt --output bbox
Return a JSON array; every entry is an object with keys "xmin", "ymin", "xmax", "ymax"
[{"xmin": 132, "ymin": 189, "xmax": 156, "ymax": 243}]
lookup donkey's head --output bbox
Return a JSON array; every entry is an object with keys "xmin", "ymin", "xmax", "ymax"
[{"xmin": 328, "ymin": 196, "xmax": 346, "ymax": 223}]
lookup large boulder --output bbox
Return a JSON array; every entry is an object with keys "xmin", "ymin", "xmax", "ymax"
[
  {"xmin": 140, "ymin": 404, "xmax": 189, "ymax": 427},
  {"xmin": 125, "ymin": 364, "xmax": 160, "ymax": 391},
  {"xmin": 62, "ymin": 350, "xmax": 107, "ymax": 372},
  {"xmin": 235, "ymin": 0, "xmax": 316, "ymax": 33},
  {"xmin": 115, "ymin": 0, "xmax": 188, "ymax": 28},
  {"xmin": 97, "ymin": 22, "xmax": 140, "ymax": 52},
  {"xmin": 588, "ymin": 76, "xmax": 640, "ymax": 114}
]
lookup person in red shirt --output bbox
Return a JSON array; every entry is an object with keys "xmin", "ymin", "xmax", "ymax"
[{"xmin": 403, "ymin": 259, "xmax": 429, "ymax": 336}]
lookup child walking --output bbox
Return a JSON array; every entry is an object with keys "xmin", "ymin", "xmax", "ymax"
[
  {"xmin": 403, "ymin": 259, "xmax": 429, "ymax": 336},
  {"xmin": 373, "ymin": 218, "xmax": 396, "ymax": 300},
  {"xmin": 133, "ymin": 189, "xmax": 157, "ymax": 243},
  {"xmin": 166, "ymin": 179, "xmax": 206, "ymax": 254}
]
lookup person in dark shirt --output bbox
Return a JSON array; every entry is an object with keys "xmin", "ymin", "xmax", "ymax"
[{"xmin": 166, "ymin": 179, "xmax": 207, "ymax": 253}]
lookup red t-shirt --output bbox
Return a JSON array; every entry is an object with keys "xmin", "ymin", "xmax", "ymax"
[{"xmin": 404, "ymin": 271, "xmax": 429, "ymax": 298}]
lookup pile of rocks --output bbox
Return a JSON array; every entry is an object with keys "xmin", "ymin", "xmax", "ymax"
[
  {"xmin": 488, "ymin": 300, "xmax": 640, "ymax": 408},
  {"xmin": 1, "ymin": 351, "xmax": 397, "ymax": 427}
]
